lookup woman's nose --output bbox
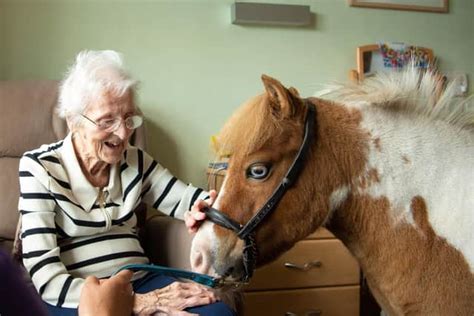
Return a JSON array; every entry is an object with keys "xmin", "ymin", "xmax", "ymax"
[{"xmin": 114, "ymin": 121, "xmax": 130, "ymax": 140}]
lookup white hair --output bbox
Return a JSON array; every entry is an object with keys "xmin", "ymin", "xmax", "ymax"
[{"xmin": 57, "ymin": 50, "xmax": 137, "ymax": 125}]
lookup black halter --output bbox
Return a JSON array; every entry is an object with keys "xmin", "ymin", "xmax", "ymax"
[{"xmin": 204, "ymin": 100, "xmax": 316, "ymax": 284}]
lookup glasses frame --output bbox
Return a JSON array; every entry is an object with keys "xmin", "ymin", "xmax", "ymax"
[{"xmin": 81, "ymin": 114, "xmax": 143, "ymax": 133}]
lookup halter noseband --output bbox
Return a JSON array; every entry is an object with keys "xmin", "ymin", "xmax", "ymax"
[{"xmin": 204, "ymin": 100, "xmax": 316, "ymax": 286}]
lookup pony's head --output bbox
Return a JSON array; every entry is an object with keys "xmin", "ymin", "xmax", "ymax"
[{"xmin": 190, "ymin": 75, "xmax": 345, "ymax": 283}]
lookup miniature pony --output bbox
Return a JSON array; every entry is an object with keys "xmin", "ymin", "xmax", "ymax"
[{"xmin": 191, "ymin": 67, "xmax": 474, "ymax": 315}]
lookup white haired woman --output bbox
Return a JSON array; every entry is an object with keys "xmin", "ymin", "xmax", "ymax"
[{"xmin": 19, "ymin": 50, "xmax": 234, "ymax": 316}]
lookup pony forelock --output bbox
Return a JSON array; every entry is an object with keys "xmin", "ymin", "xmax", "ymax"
[{"xmin": 215, "ymin": 94, "xmax": 288, "ymax": 158}]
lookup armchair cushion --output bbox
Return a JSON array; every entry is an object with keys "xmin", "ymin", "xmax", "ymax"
[
  {"xmin": 0, "ymin": 81, "xmax": 66, "ymax": 157},
  {"xmin": 0, "ymin": 80, "xmax": 66, "ymax": 251},
  {"xmin": 143, "ymin": 214, "xmax": 194, "ymax": 269}
]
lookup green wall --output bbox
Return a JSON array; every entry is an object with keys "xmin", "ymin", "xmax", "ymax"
[
  {"xmin": 1, "ymin": 0, "xmax": 473, "ymax": 187},
  {"xmin": 0, "ymin": 1, "xmax": 5, "ymax": 80}
]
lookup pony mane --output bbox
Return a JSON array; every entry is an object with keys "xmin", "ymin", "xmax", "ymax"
[{"xmin": 320, "ymin": 65, "xmax": 474, "ymax": 131}]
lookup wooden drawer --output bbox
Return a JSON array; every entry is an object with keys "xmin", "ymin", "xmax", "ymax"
[
  {"xmin": 245, "ymin": 239, "xmax": 359, "ymax": 290},
  {"xmin": 244, "ymin": 285, "xmax": 360, "ymax": 316}
]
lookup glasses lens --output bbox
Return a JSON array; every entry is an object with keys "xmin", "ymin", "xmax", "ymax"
[
  {"xmin": 125, "ymin": 116, "xmax": 143, "ymax": 129},
  {"xmin": 98, "ymin": 118, "xmax": 121, "ymax": 132}
]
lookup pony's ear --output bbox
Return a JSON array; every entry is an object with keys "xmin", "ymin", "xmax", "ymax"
[
  {"xmin": 288, "ymin": 86, "xmax": 300, "ymax": 97},
  {"xmin": 261, "ymin": 74, "xmax": 301, "ymax": 119}
]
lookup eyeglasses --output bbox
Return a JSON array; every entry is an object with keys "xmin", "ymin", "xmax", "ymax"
[{"xmin": 81, "ymin": 114, "xmax": 143, "ymax": 133}]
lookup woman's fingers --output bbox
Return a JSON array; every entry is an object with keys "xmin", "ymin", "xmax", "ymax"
[
  {"xmin": 185, "ymin": 190, "xmax": 219, "ymax": 233},
  {"xmin": 208, "ymin": 189, "xmax": 217, "ymax": 205},
  {"xmin": 146, "ymin": 282, "xmax": 218, "ymax": 310},
  {"xmin": 133, "ymin": 282, "xmax": 218, "ymax": 315},
  {"xmin": 185, "ymin": 201, "xmax": 209, "ymax": 233}
]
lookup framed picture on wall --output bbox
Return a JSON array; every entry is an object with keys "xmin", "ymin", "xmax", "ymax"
[
  {"xmin": 354, "ymin": 43, "xmax": 434, "ymax": 81},
  {"xmin": 348, "ymin": 0, "xmax": 448, "ymax": 13}
]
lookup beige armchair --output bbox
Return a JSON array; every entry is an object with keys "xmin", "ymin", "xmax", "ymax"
[
  {"xmin": 0, "ymin": 80, "xmax": 240, "ymax": 311},
  {"xmin": 0, "ymin": 80, "xmax": 69, "ymax": 254}
]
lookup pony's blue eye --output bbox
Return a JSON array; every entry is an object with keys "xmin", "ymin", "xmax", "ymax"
[{"xmin": 246, "ymin": 163, "xmax": 271, "ymax": 180}]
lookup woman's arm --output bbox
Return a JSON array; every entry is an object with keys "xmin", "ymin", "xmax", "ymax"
[
  {"xmin": 19, "ymin": 155, "xmax": 85, "ymax": 308},
  {"xmin": 138, "ymin": 149, "xmax": 209, "ymax": 219}
]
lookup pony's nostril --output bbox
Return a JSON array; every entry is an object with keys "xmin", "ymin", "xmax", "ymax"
[{"xmin": 191, "ymin": 250, "xmax": 204, "ymax": 272}]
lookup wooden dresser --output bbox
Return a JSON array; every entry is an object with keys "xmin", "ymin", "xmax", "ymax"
[
  {"xmin": 207, "ymin": 166, "xmax": 360, "ymax": 316},
  {"xmin": 242, "ymin": 229, "xmax": 360, "ymax": 316}
]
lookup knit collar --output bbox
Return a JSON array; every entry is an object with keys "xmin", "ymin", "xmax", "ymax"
[{"xmin": 61, "ymin": 133, "xmax": 122, "ymax": 212}]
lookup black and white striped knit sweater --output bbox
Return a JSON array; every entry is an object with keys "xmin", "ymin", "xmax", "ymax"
[{"xmin": 19, "ymin": 133, "xmax": 208, "ymax": 308}]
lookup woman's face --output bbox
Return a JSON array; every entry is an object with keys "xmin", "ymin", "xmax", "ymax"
[{"xmin": 73, "ymin": 90, "xmax": 136, "ymax": 165}]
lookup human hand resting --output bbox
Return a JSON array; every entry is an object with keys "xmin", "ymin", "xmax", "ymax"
[
  {"xmin": 184, "ymin": 190, "xmax": 217, "ymax": 233},
  {"xmin": 132, "ymin": 281, "xmax": 218, "ymax": 316},
  {"xmin": 78, "ymin": 269, "xmax": 134, "ymax": 316}
]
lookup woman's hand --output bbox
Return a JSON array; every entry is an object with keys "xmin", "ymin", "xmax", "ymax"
[
  {"xmin": 132, "ymin": 281, "xmax": 218, "ymax": 316},
  {"xmin": 184, "ymin": 190, "xmax": 217, "ymax": 233},
  {"xmin": 79, "ymin": 270, "xmax": 134, "ymax": 316}
]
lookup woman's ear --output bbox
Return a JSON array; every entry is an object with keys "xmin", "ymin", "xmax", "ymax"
[{"xmin": 65, "ymin": 115, "xmax": 77, "ymax": 133}]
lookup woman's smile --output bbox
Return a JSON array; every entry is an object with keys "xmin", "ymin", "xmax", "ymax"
[{"xmin": 102, "ymin": 139, "xmax": 125, "ymax": 157}]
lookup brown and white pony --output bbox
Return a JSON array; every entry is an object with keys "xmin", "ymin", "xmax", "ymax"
[{"xmin": 191, "ymin": 67, "xmax": 474, "ymax": 315}]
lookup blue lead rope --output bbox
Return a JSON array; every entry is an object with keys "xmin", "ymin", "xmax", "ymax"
[{"xmin": 113, "ymin": 263, "xmax": 220, "ymax": 288}]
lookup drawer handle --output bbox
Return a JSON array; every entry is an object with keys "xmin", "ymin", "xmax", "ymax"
[
  {"xmin": 284, "ymin": 310, "xmax": 322, "ymax": 316},
  {"xmin": 284, "ymin": 260, "xmax": 321, "ymax": 271}
]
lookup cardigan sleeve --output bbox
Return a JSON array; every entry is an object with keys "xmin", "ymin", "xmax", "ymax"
[
  {"xmin": 19, "ymin": 155, "xmax": 84, "ymax": 308},
  {"xmin": 138, "ymin": 149, "xmax": 209, "ymax": 219}
]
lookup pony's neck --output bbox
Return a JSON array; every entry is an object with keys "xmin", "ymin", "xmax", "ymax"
[{"xmin": 303, "ymin": 98, "xmax": 369, "ymax": 235}]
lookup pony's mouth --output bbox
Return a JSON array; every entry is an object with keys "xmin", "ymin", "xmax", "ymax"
[
  {"xmin": 222, "ymin": 266, "xmax": 234, "ymax": 278},
  {"xmin": 220, "ymin": 265, "xmax": 247, "ymax": 283},
  {"xmin": 214, "ymin": 266, "xmax": 253, "ymax": 289}
]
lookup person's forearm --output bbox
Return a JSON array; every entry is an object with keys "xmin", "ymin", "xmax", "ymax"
[{"xmin": 0, "ymin": 250, "xmax": 49, "ymax": 316}]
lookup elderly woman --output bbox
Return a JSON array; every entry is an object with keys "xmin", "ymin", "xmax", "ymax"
[{"xmin": 18, "ymin": 50, "xmax": 233, "ymax": 316}]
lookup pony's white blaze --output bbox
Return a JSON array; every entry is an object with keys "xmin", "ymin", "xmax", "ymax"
[
  {"xmin": 357, "ymin": 107, "xmax": 474, "ymax": 271},
  {"xmin": 191, "ymin": 175, "xmax": 233, "ymax": 276},
  {"xmin": 213, "ymin": 175, "xmax": 227, "ymax": 211},
  {"xmin": 190, "ymin": 221, "xmax": 217, "ymax": 276}
]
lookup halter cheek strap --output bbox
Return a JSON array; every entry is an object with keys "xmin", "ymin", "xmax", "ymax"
[{"xmin": 204, "ymin": 101, "xmax": 317, "ymax": 284}]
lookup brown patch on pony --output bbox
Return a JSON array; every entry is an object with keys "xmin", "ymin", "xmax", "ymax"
[
  {"xmin": 330, "ymin": 194, "xmax": 474, "ymax": 315},
  {"xmin": 411, "ymin": 196, "xmax": 435, "ymax": 239},
  {"xmin": 402, "ymin": 155, "xmax": 411, "ymax": 164},
  {"xmin": 373, "ymin": 137, "xmax": 382, "ymax": 152}
]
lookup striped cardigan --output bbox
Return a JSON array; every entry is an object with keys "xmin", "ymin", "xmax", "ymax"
[{"xmin": 19, "ymin": 133, "xmax": 208, "ymax": 308}]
